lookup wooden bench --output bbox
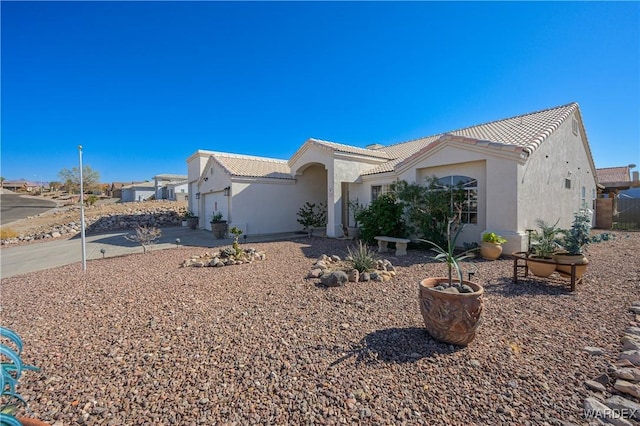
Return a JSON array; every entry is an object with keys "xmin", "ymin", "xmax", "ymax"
[
  {"xmin": 374, "ymin": 236, "xmax": 411, "ymax": 256},
  {"xmin": 511, "ymin": 251, "xmax": 583, "ymax": 292}
]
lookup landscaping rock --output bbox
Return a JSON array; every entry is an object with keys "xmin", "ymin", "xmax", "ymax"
[
  {"xmin": 614, "ymin": 379, "xmax": 640, "ymax": 399},
  {"xmin": 605, "ymin": 395, "xmax": 640, "ymax": 420},
  {"xmin": 584, "ymin": 346, "xmax": 606, "ymax": 356},
  {"xmin": 619, "ymin": 350, "xmax": 640, "ymax": 366},
  {"xmin": 321, "ymin": 271, "xmax": 348, "ymax": 287}
]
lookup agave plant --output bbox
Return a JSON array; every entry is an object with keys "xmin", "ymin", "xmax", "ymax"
[{"xmin": 1, "ymin": 327, "xmax": 40, "ymax": 426}]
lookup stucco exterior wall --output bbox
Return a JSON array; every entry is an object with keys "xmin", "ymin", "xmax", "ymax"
[
  {"xmin": 517, "ymin": 114, "xmax": 598, "ymax": 236},
  {"xmin": 228, "ymin": 165, "xmax": 326, "ymax": 236}
]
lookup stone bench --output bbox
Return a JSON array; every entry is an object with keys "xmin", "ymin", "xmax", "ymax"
[{"xmin": 374, "ymin": 236, "xmax": 411, "ymax": 256}]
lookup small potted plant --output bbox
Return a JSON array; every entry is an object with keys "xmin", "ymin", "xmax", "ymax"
[
  {"xmin": 527, "ymin": 219, "xmax": 561, "ymax": 277},
  {"xmin": 185, "ymin": 211, "xmax": 199, "ymax": 230},
  {"xmin": 418, "ymin": 215, "xmax": 484, "ymax": 346},
  {"xmin": 554, "ymin": 210, "xmax": 592, "ymax": 279},
  {"xmin": 210, "ymin": 212, "xmax": 227, "ymax": 239},
  {"xmin": 479, "ymin": 232, "xmax": 507, "ymax": 260}
]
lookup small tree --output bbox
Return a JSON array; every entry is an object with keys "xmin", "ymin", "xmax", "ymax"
[
  {"xmin": 58, "ymin": 165, "xmax": 101, "ymax": 194},
  {"xmin": 297, "ymin": 202, "xmax": 327, "ymax": 236},
  {"xmin": 124, "ymin": 226, "xmax": 162, "ymax": 254}
]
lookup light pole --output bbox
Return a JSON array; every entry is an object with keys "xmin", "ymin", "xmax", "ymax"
[{"xmin": 79, "ymin": 145, "xmax": 87, "ymax": 271}]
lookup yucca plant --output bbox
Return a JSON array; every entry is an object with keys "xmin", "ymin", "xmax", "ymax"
[
  {"xmin": 1, "ymin": 327, "xmax": 40, "ymax": 426},
  {"xmin": 419, "ymin": 216, "xmax": 476, "ymax": 288},
  {"xmin": 346, "ymin": 241, "xmax": 378, "ymax": 273}
]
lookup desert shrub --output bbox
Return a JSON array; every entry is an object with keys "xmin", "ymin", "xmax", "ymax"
[
  {"xmin": 297, "ymin": 202, "xmax": 327, "ymax": 233},
  {"xmin": 0, "ymin": 227, "xmax": 18, "ymax": 240},
  {"xmin": 124, "ymin": 226, "xmax": 162, "ymax": 254},
  {"xmin": 346, "ymin": 241, "xmax": 379, "ymax": 273},
  {"xmin": 356, "ymin": 193, "xmax": 406, "ymax": 243},
  {"xmin": 394, "ymin": 177, "xmax": 465, "ymax": 249}
]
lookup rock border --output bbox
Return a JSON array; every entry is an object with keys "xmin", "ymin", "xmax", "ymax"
[
  {"xmin": 307, "ymin": 254, "xmax": 397, "ymax": 287},
  {"xmin": 180, "ymin": 247, "xmax": 266, "ymax": 268},
  {"xmin": 583, "ymin": 301, "xmax": 640, "ymax": 424}
]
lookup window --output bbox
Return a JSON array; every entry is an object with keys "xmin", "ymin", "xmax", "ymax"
[
  {"xmin": 371, "ymin": 184, "xmax": 392, "ymax": 201},
  {"xmin": 435, "ymin": 175, "xmax": 478, "ymax": 224}
]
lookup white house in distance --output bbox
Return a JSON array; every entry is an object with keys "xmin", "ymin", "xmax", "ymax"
[
  {"xmin": 121, "ymin": 181, "xmax": 155, "ymax": 202},
  {"xmin": 187, "ymin": 102, "xmax": 598, "ymax": 254},
  {"xmin": 153, "ymin": 174, "xmax": 188, "ymax": 201}
]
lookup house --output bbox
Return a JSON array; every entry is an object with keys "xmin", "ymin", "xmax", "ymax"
[
  {"xmin": 187, "ymin": 102, "xmax": 598, "ymax": 254},
  {"xmin": 121, "ymin": 181, "xmax": 155, "ymax": 202},
  {"xmin": 152, "ymin": 174, "xmax": 188, "ymax": 201},
  {"xmin": 1, "ymin": 179, "xmax": 48, "ymax": 193},
  {"xmin": 107, "ymin": 181, "xmax": 145, "ymax": 199}
]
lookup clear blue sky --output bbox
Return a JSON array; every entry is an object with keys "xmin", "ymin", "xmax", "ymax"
[{"xmin": 2, "ymin": 1, "xmax": 639, "ymax": 184}]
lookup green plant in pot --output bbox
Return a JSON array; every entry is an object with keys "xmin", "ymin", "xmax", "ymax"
[
  {"xmin": 480, "ymin": 232, "xmax": 507, "ymax": 260},
  {"xmin": 527, "ymin": 219, "xmax": 561, "ymax": 277},
  {"xmin": 554, "ymin": 210, "xmax": 592, "ymax": 278},
  {"xmin": 185, "ymin": 210, "xmax": 199, "ymax": 230},
  {"xmin": 210, "ymin": 212, "xmax": 228, "ymax": 239},
  {"xmin": 418, "ymin": 215, "xmax": 484, "ymax": 346}
]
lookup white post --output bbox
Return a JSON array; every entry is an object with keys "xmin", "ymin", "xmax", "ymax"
[{"xmin": 79, "ymin": 145, "xmax": 87, "ymax": 271}]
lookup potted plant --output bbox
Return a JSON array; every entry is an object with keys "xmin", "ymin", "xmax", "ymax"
[
  {"xmin": 554, "ymin": 210, "xmax": 592, "ymax": 279},
  {"xmin": 1, "ymin": 327, "xmax": 50, "ymax": 426},
  {"xmin": 210, "ymin": 212, "xmax": 228, "ymax": 239},
  {"xmin": 479, "ymin": 232, "xmax": 507, "ymax": 260},
  {"xmin": 418, "ymin": 216, "xmax": 484, "ymax": 346},
  {"xmin": 527, "ymin": 219, "xmax": 561, "ymax": 277},
  {"xmin": 347, "ymin": 198, "xmax": 365, "ymax": 239},
  {"xmin": 185, "ymin": 211, "xmax": 199, "ymax": 230}
]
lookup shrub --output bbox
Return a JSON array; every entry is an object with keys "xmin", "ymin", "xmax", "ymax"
[
  {"xmin": 357, "ymin": 193, "xmax": 406, "ymax": 243},
  {"xmin": 297, "ymin": 202, "xmax": 327, "ymax": 233},
  {"xmin": 0, "ymin": 227, "xmax": 18, "ymax": 240},
  {"xmin": 394, "ymin": 177, "xmax": 465, "ymax": 249},
  {"xmin": 124, "ymin": 226, "xmax": 162, "ymax": 254},
  {"xmin": 346, "ymin": 241, "xmax": 379, "ymax": 273}
]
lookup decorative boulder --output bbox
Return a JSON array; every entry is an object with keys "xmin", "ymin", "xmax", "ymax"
[{"xmin": 321, "ymin": 271, "xmax": 349, "ymax": 287}]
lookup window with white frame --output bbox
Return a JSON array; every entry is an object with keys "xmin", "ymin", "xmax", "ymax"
[
  {"xmin": 371, "ymin": 184, "xmax": 392, "ymax": 201},
  {"xmin": 435, "ymin": 175, "xmax": 478, "ymax": 224}
]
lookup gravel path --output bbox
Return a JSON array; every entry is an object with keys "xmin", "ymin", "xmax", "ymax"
[{"xmin": 1, "ymin": 232, "xmax": 638, "ymax": 425}]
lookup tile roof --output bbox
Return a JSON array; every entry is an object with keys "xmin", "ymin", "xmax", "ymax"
[
  {"xmin": 362, "ymin": 103, "xmax": 580, "ymax": 175},
  {"xmin": 596, "ymin": 166, "xmax": 631, "ymax": 184},
  {"xmin": 212, "ymin": 153, "xmax": 294, "ymax": 180},
  {"xmin": 308, "ymin": 138, "xmax": 391, "ymax": 160}
]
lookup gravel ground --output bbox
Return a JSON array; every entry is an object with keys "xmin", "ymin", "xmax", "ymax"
[{"xmin": 1, "ymin": 232, "xmax": 638, "ymax": 425}]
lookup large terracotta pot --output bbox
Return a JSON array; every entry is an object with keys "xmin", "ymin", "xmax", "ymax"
[
  {"xmin": 187, "ymin": 217, "xmax": 199, "ymax": 230},
  {"xmin": 526, "ymin": 256, "xmax": 556, "ymax": 277},
  {"xmin": 418, "ymin": 278, "xmax": 484, "ymax": 346},
  {"xmin": 211, "ymin": 221, "xmax": 228, "ymax": 239},
  {"xmin": 480, "ymin": 242, "xmax": 502, "ymax": 260},
  {"xmin": 553, "ymin": 253, "xmax": 588, "ymax": 279}
]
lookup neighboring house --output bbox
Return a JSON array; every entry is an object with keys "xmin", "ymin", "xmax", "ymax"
[
  {"xmin": 108, "ymin": 181, "xmax": 145, "ymax": 199},
  {"xmin": 152, "ymin": 174, "xmax": 188, "ymax": 200},
  {"xmin": 187, "ymin": 102, "xmax": 598, "ymax": 253},
  {"xmin": 121, "ymin": 181, "xmax": 155, "ymax": 202},
  {"xmin": 1, "ymin": 179, "xmax": 48, "ymax": 192}
]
